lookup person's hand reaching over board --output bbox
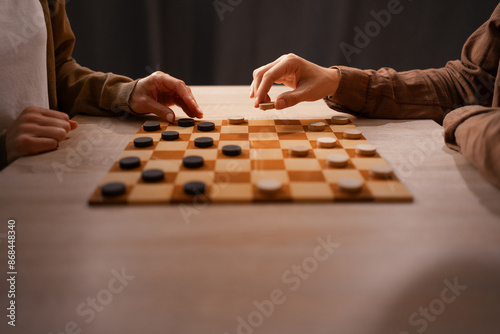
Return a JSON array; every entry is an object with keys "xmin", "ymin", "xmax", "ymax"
[
  {"xmin": 130, "ymin": 71, "xmax": 204, "ymax": 123},
  {"xmin": 250, "ymin": 54, "xmax": 341, "ymax": 110}
]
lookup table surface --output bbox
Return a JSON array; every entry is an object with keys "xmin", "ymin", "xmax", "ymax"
[{"xmin": 1, "ymin": 86, "xmax": 499, "ymax": 334}]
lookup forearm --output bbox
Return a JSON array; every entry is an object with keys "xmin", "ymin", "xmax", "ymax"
[
  {"xmin": 56, "ymin": 60, "xmax": 138, "ymax": 117},
  {"xmin": 326, "ymin": 5, "xmax": 498, "ymax": 124},
  {"xmin": 444, "ymin": 107, "xmax": 500, "ymax": 188},
  {"xmin": 325, "ymin": 64, "xmax": 469, "ymax": 124}
]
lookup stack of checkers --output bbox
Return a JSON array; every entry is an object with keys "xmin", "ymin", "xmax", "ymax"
[{"xmin": 89, "ymin": 116, "xmax": 412, "ymax": 204}]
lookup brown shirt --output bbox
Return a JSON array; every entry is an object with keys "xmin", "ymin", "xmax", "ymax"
[
  {"xmin": 0, "ymin": 0, "xmax": 137, "ymax": 168},
  {"xmin": 326, "ymin": 4, "xmax": 500, "ymax": 188}
]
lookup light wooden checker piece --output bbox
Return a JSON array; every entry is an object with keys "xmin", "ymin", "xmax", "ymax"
[{"xmin": 88, "ymin": 118, "xmax": 412, "ymax": 204}]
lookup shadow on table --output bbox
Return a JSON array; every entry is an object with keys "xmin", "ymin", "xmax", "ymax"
[
  {"xmin": 357, "ymin": 118, "xmax": 500, "ymax": 216},
  {"xmin": 370, "ymin": 255, "xmax": 500, "ymax": 334},
  {"xmin": 446, "ymin": 147, "xmax": 500, "ymax": 217}
]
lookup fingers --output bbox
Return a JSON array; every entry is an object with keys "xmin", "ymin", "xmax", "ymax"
[
  {"xmin": 131, "ymin": 72, "xmax": 204, "ymax": 122},
  {"xmin": 69, "ymin": 120, "xmax": 78, "ymax": 130},
  {"xmin": 152, "ymin": 72, "xmax": 204, "ymax": 119},
  {"xmin": 38, "ymin": 108, "xmax": 71, "ymax": 122},
  {"xmin": 20, "ymin": 107, "xmax": 75, "ymax": 134},
  {"xmin": 174, "ymin": 96, "xmax": 198, "ymax": 119},
  {"xmin": 251, "ymin": 55, "xmax": 342, "ymax": 110},
  {"xmin": 251, "ymin": 54, "xmax": 304, "ymax": 108},
  {"xmin": 26, "ymin": 124, "xmax": 68, "ymax": 141},
  {"xmin": 22, "ymin": 110, "xmax": 72, "ymax": 133},
  {"xmin": 145, "ymin": 99, "xmax": 175, "ymax": 123},
  {"xmin": 7, "ymin": 135, "xmax": 59, "ymax": 162},
  {"xmin": 276, "ymin": 87, "xmax": 309, "ymax": 110},
  {"xmin": 19, "ymin": 135, "xmax": 59, "ymax": 155},
  {"xmin": 254, "ymin": 57, "xmax": 299, "ymax": 107},
  {"xmin": 5, "ymin": 107, "xmax": 75, "ymax": 162},
  {"xmin": 250, "ymin": 56, "xmax": 284, "ymax": 98}
]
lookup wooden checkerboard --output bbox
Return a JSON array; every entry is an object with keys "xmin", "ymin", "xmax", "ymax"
[{"xmin": 88, "ymin": 119, "xmax": 413, "ymax": 204}]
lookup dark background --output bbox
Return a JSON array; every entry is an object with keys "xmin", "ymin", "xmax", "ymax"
[{"xmin": 66, "ymin": 0, "xmax": 499, "ymax": 85}]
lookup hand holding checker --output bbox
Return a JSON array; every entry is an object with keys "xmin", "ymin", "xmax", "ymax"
[{"xmin": 250, "ymin": 54, "xmax": 341, "ymax": 110}]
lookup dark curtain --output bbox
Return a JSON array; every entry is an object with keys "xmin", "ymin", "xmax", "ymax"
[{"xmin": 66, "ymin": 0, "xmax": 499, "ymax": 85}]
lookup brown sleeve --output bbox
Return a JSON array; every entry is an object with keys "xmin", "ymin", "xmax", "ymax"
[
  {"xmin": 325, "ymin": 4, "xmax": 500, "ymax": 125},
  {"xmin": 444, "ymin": 107, "xmax": 500, "ymax": 188},
  {"xmin": 325, "ymin": 66, "xmax": 462, "ymax": 124},
  {"xmin": 48, "ymin": 1, "xmax": 138, "ymax": 117},
  {"xmin": 0, "ymin": 129, "xmax": 7, "ymax": 170}
]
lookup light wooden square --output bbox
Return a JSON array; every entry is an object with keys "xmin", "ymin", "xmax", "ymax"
[
  {"xmin": 279, "ymin": 140, "xmax": 312, "ymax": 149},
  {"xmin": 247, "ymin": 119, "xmax": 275, "ymax": 126},
  {"xmin": 366, "ymin": 181, "xmax": 412, "ymax": 201},
  {"xmin": 156, "ymin": 141, "xmax": 189, "ymax": 151},
  {"xmin": 329, "ymin": 124, "xmax": 357, "ymax": 132},
  {"xmin": 204, "ymin": 120, "xmax": 223, "ymax": 126},
  {"xmin": 217, "ymin": 141, "xmax": 250, "ymax": 150},
  {"xmin": 305, "ymin": 132, "xmax": 337, "ymax": 141},
  {"xmin": 249, "ymin": 132, "xmax": 279, "ymax": 141},
  {"xmin": 250, "ymin": 149, "xmax": 284, "ymax": 160},
  {"xmin": 221, "ymin": 126, "xmax": 249, "ymax": 133},
  {"xmin": 338, "ymin": 139, "xmax": 370, "ymax": 149},
  {"xmin": 210, "ymin": 183, "xmax": 253, "ymax": 202},
  {"xmin": 165, "ymin": 125, "xmax": 195, "ymax": 134},
  {"xmin": 100, "ymin": 172, "xmax": 141, "ymax": 186},
  {"xmin": 215, "ymin": 159, "xmax": 251, "ymax": 172},
  {"xmin": 128, "ymin": 184, "xmax": 174, "ymax": 203},
  {"xmin": 290, "ymin": 183, "xmax": 334, "ymax": 201},
  {"xmin": 184, "ymin": 149, "xmax": 218, "ymax": 160},
  {"xmin": 119, "ymin": 150, "xmax": 153, "ymax": 161},
  {"xmin": 190, "ymin": 133, "xmax": 220, "ymax": 140},
  {"xmin": 251, "ymin": 170, "xmax": 290, "ymax": 183},
  {"xmin": 313, "ymin": 148, "xmax": 349, "ymax": 159},
  {"xmin": 175, "ymin": 171, "xmax": 215, "ymax": 185},
  {"xmin": 144, "ymin": 160, "xmax": 182, "ymax": 172},
  {"xmin": 351, "ymin": 158, "xmax": 388, "ymax": 170},
  {"xmin": 284, "ymin": 159, "xmax": 321, "ymax": 171},
  {"xmin": 133, "ymin": 133, "xmax": 161, "ymax": 141},
  {"xmin": 322, "ymin": 170, "xmax": 364, "ymax": 183}
]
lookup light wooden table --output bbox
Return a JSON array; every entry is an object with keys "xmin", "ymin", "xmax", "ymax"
[{"xmin": 1, "ymin": 86, "xmax": 499, "ymax": 334}]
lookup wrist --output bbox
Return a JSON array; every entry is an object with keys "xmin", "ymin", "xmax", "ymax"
[{"xmin": 325, "ymin": 67, "xmax": 340, "ymax": 100}]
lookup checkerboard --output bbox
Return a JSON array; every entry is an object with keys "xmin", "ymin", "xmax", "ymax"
[{"xmin": 88, "ymin": 119, "xmax": 413, "ymax": 204}]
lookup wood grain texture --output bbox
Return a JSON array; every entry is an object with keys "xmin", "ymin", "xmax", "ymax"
[{"xmin": 0, "ymin": 86, "xmax": 499, "ymax": 334}]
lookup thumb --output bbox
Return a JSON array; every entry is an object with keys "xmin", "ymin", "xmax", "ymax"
[
  {"xmin": 275, "ymin": 88, "xmax": 308, "ymax": 109},
  {"xmin": 142, "ymin": 100, "xmax": 176, "ymax": 123},
  {"xmin": 69, "ymin": 120, "xmax": 78, "ymax": 130}
]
